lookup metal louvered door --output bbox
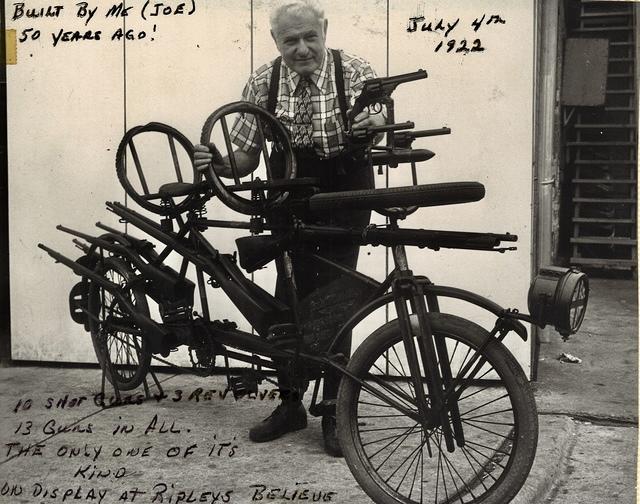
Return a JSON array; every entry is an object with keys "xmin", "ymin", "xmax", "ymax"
[{"xmin": 564, "ymin": 1, "xmax": 638, "ymax": 272}]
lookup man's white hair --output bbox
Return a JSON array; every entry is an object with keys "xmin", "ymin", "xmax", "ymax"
[{"xmin": 270, "ymin": 0, "xmax": 325, "ymax": 31}]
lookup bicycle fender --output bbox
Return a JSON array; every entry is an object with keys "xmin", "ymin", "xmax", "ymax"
[
  {"xmin": 329, "ymin": 281, "xmax": 528, "ymax": 352},
  {"xmin": 423, "ymin": 284, "xmax": 528, "ymax": 341}
]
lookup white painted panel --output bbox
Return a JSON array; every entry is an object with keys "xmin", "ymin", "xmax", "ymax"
[
  {"xmin": 122, "ymin": 0, "xmax": 252, "ymax": 366},
  {"xmin": 7, "ymin": 8, "xmax": 126, "ymax": 361},
  {"xmin": 388, "ymin": 0, "xmax": 535, "ymax": 375}
]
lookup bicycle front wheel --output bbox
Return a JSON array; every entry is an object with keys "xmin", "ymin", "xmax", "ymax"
[
  {"xmin": 88, "ymin": 257, "xmax": 152, "ymax": 391},
  {"xmin": 337, "ymin": 313, "xmax": 537, "ymax": 504}
]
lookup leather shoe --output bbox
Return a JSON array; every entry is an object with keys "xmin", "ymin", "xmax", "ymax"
[
  {"xmin": 249, "ymin": 401, "xmax": 307, "ymax": 442},
  {"xmin": 322, "ymin": 415, "xmax": 343, "ymax": 457}
]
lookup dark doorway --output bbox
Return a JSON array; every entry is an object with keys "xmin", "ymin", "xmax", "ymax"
[{"xmin": 559, "ymin": 0, "xmax": 638, "ymax": 275}]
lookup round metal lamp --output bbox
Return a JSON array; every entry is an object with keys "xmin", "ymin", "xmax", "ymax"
[{"xmin": 528, "ymin": 266, "xmax": 589, "ymax": 337}]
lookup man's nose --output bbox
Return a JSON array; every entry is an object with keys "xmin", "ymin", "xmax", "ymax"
[{"xmin": 295, "ymin": 39, "xmax": 310, "ymax": 55}]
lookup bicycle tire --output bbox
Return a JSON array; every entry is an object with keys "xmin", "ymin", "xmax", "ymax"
[
  {"xmin": 307, "ymin": 182, "xmax": 485, "ymax": 213},
  {"xmin": 88, "ymin": 257, "xmax": 152, "ymax": 391},
  {"xmin": 337, "ymin": 313, "xmax": 537, "ymax": 504}
]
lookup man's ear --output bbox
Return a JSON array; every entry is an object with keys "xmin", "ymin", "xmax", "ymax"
[
  {"xmin": 323, "ymin": 19, "xmax": 328, "ymax": 40},
  {"xmin": 271, "ymin": 29, "xmax": 279, "ymax": 48}
]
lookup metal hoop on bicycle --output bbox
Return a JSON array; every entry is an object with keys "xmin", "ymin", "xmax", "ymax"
[
  {"xmin": 116, "ymin": 122, "xmax": 205, "ymax": 217},
  {"xmin": 199, "ymin": 101, "xmax": 296, "ymax": 216}
]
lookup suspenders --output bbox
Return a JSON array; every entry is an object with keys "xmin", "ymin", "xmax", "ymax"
[
  {"xmin": 332, "ymin": 49, "xmax": 349, "ymax": 129},
  {"xmin": 266, "ymin": 58, "xmax": 281, "ymax": 117},
  {"xmin": 267, "ymin": 49, "xmax": 349, "ymax": 129}
]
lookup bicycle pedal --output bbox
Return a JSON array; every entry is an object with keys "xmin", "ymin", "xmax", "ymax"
[
  {"xmin": 69, "ymin": 281, "xmax": 90, "ymax": 328},
  {"xmin": 308, "ymin": 399, "xmax": 336, "ymax": 418},
  {"xmin": 228, "ymin": 372, "xmax": 261, "ymax": 399}
]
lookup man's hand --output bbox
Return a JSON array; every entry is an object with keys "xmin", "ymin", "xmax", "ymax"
[
  {"xmin": 193, "ymin": 143, "xmax": 223, "ymax": 173},
  {"xmin": 350, "ymin": 108, "xmax": 386, "ymax": 130},
  {"xmin": 349, "ymin": 107, "xmax": 387, "ymax": 145},
  {"xmin": 193, "ymin": 143, "xmax": 260, "ymax": 179}
]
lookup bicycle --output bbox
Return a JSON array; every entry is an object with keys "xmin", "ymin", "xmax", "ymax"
[{"xmin": 39, "ymin": 70, "xmax": 589, "ymax": 504}]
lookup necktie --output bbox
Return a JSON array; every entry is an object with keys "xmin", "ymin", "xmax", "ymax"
[{"xmin": 293, "ymin": 77, "xmax": 314, "ymax": 149}]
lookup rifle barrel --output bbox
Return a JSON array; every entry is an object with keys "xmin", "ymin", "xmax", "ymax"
[{"xmin": 297, "ymin": 225, "xmax": 517, "ymax": 251}]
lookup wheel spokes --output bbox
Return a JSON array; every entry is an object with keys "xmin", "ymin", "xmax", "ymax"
[
  {"xmin": 92, "ymin": 263, "xmax": 148, "ymax": 387},
  {"xmin": 354, "ymin": 334, "xmax": 519, "ymax": 504}
]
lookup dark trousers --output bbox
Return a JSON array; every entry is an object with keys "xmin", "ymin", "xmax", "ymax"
[{"xmin": 272, "ymin": 149, "xmax": 373, "ymax": 404}]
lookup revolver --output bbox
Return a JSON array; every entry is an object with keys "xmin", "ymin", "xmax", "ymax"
[{"xmin": 348, "ymin": 69, "xmax": 428, "ymax": 125}]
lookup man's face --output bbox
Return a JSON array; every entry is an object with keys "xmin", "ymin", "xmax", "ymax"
[{"xmin": 271, "ymin": 10, "xmax": 328, "ymax": 76}]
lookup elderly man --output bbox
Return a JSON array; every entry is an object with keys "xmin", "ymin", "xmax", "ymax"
[{"xmin": 194, "ymin": 0, "xmax": 385, "ymax": 457}]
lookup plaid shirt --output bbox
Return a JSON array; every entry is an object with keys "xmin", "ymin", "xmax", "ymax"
[{"xmin": 230, "ymin": 49, "xmax": 379, "ymax": 159}]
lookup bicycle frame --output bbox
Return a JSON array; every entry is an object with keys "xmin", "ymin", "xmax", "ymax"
[
  {"xmin": 44, "ymin": 206, "xmax": 526, "ymax": 431},
  {"xmin": 43, "ymin": 189, "xmax": 535, "ymax": 430}
]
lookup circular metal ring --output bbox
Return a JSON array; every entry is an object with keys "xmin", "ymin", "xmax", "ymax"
[
  {"xmin": 200, "ymin": 101, "xmax": 296, "ymax": 216},
  {"xmin": 116, "ymin": 122, "xmax": 202, "ymax": 216}
]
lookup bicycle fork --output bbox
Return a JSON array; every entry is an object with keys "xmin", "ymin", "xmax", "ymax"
[{"xmin": 391, "ymin": 244, "xmax": 463, "ymax": 455}]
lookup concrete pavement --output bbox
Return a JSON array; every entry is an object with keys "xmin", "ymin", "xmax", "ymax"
[
  {"xmin": 533, "ymin": 278, "xmax": 638, "ymax": 504},
  {"xmin": 0, "ymin": 278, "xmax": 636, "ymax": 503}
]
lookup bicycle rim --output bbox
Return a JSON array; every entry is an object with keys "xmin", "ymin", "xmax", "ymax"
[{"xmin": 338, "ymin": 313, "xmax": 537, "ymax": 504}]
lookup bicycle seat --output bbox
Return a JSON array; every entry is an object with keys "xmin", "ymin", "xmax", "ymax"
[
  {"xmin": 307, "ymin": 182, "xmax": 485, "ymax": 212},
  {"xmin": 157, "ymin": 181, "xmax": 210, "ymax": 199}
]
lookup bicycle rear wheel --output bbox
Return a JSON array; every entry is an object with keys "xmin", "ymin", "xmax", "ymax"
[
  {"xmin": 88, "ymin": 257, "xmax": 152, "ymax": 391},
  {"xmin": 337, "ymin": 313, "xmax": 537, "ymax": 504}
]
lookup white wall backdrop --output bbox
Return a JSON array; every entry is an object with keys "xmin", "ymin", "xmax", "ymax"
[{"xmin": 6, "ymin": 0, "xmax": 535, "ymax": 375}]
